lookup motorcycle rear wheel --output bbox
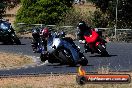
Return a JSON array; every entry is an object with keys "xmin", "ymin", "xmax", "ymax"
[
  {"xmin": 13, "ymin": 36, "xmax": 21, "ymax": 45},
  {"xmin": 97, "ymin": 44, "xmax": 109, "ymax": 56},
  {"xmin": 79, "ymin": 53, "xmax": 88, "ymax": 66},
  {"xmin": 15, "ymin": 39, "xmax": 21, "ymax": 45}
]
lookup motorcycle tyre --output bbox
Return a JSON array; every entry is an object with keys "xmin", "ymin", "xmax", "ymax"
[
  {"xmin": 31, "ymin": 39, "xmax": 38, "ymax": 53},
  {"xmin": 3, "ymin": 39, "xmax": 14, "ymax": 45},
  {"xmin": 60, "ymin": 47, "xmax": 77, "ymax": 66},
  {"xmin": 79, "ymin": 53, "xmax": 88, "ymax": 66},
  {"xmin": 13, "ymin": 36, "xmax": 21, "ymax": 45},
  {"xmin": 97, "ymin": 44, "xmax": 109, "ymax": 56},
  {"xmin": 40, "ymin": 54, "xmax": 47, "ymax": 62}
]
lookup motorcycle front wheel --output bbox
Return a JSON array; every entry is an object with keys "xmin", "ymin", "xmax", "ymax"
[
  {"xmin": 40, "ymin": 53, "xmax": 48, "ymax": 62},
  {"xmin": 59, "ymin": 47, "xmax": 77, "ymax": 66}
]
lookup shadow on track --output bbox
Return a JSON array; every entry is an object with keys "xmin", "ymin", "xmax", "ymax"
[
  {"xmin": 89, "ymin": 54, "xmax": 118, "ymax": 57},
  {"xmin": 46, "ymin": 63, "xmax": 93, "ymax": 67},
  {"xmin": 0, "ymin": 43, "xmax": 26, "ymax": 45}
]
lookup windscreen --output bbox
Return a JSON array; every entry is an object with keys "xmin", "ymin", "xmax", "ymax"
[{"xmin": 0, "ymin": 22, "xmax": 10, "ymax": 30}]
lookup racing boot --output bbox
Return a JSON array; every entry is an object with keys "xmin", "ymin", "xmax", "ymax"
[{"xmin": 31, "ymin": 42, "xmax": 37, "ymax": 53}]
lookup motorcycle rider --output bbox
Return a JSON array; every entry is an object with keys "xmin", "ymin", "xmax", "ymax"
[
  {"xmin": 39, "ymin": 27, "xmax": 51, "ymax": 54},
  {"xmin": 31, "ymin": 27, "xmax": 41, "ymax": 53},
  {"xmin": 77, "ymin": 20, "xmax": 91, "ymax": 42},
  {"xmin": 31, "ymin": 26, "xmax": 51, "ymax": 53},
  {"xmin": 77, "ymin": 20, "xmax": 99, "ymax": 53}
]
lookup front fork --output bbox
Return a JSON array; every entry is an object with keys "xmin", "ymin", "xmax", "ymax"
[{"xmin": 84, "ymin": 43, "xmax": 94, "ymax": 53}]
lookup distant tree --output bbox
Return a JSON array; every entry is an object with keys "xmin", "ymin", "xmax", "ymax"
[
  {"xmin": 91, "ymin": 0, "xmax": 132, "ymax": 28},
  {"xmin": 90, "ymin": 10, "xmax": 108, "ymax": 28},
  {"xmin": 16, "ymin": 0, "xmax": 73, "ymax": 25},
  {"xmin": 116, "ymin": 0, "xmax": 132, "ymax": 28}
]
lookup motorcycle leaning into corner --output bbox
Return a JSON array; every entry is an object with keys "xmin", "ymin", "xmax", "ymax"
[
  {"xmin": 31, "ymin": 28, "xmax": 66, "ymax": 53},
  {"xmin": 39, "ymin": 32, "xmax": 88, "ymax": 66},
  {"xmin": 0, "ymin": 20, "xmax": 21, "ymax": 45},
  {"xmin": 82, "ymin": 28, "xmax": 109, "ymax": 56}
]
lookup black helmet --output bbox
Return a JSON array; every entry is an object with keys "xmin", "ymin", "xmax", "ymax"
[{"xmin": 78, "ymin": 21, "xmax": 87, "ymax": 30}]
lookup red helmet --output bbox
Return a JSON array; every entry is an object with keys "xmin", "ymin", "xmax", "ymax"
[{"xmin": 40, "ymin": 27, "xmax": 49, "ymax": 38}]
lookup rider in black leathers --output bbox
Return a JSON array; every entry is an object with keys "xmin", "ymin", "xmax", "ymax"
[
  {"xmin": 77, "ymin": 20, "xmax": 93, "ymax": 53},
  {"xmin": 77, "ymin": 20, "xmax": 92, "ymax": 41},
  {"xmin": 31, "ymin": 27, "xmax": 41, "ymax": 52},
  {"xmin": 31, "ymin": 27, "xmax": 51, "ymax": 53}
]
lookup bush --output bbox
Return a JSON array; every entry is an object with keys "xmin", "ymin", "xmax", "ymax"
[
  {"xmin": 15, "ymin": 0, "xmax": 73, "ymax": 25},
  {"xmin": 57, "ymin": 8, "xmax": 93, "ymax": 27}
]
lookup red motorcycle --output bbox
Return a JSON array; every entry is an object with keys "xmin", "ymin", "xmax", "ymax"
[{"xmin": 83, "ymin": 29, "xmax": 109, "ymax": 56}]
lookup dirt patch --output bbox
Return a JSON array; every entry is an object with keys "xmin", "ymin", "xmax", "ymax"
[
  {"xmin": 4, "ymin": 5, "xmax": 21, "ymax": 24},
  {"xmin": 17, "ymin": 32, "xmax": 32, "ymax": 38},
  {"xmin": 0, "ymin": 52, "xmax": 34, "ymax": 69},
  {"xmin": 73, "ymin": 3, "xmax": 96, "ymax": 16}
]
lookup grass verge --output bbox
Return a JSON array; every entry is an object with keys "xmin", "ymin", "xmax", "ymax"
[
  {"xmin": 0, "ymin": 52, "xmax": 34, "ymax": 69},
  {"xmin": 0, "ymin": 73, "xmax": 131, "ymax": 88}
]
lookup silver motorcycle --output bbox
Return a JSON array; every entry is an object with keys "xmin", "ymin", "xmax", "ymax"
[{"xmin": 40, "ymin": 32, "xmax": 88, "ymax": 66}]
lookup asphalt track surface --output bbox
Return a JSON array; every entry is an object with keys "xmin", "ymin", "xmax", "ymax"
[{"xmin": 0, "ymin": 39, "xmax": 132, "ymax": 76}]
